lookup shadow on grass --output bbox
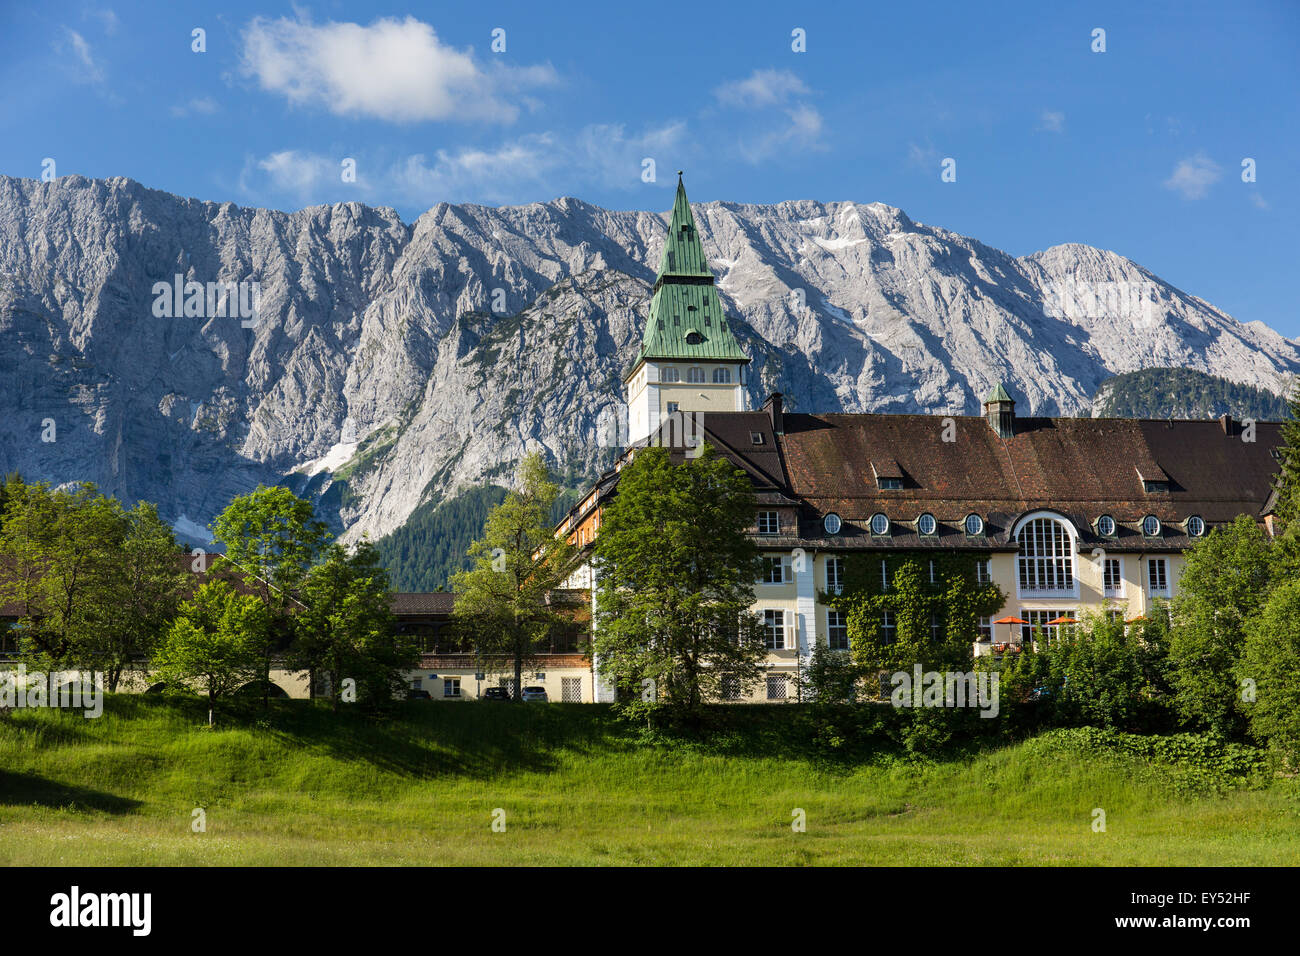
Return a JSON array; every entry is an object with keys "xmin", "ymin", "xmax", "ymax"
[
  {"xmin": 259, "ymin": 700, "xmax": 633, "ymax": 780},
  {"xmin": 0, "ymin": 769, "xmax": 141, "ymax": 814}
]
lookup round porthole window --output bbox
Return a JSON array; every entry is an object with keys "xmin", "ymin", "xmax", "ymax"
[
  {"xmin": 917, "ymin": 513, "xmax": 937, "ymax": 536},
  {"xmin": 870, "ymin": 513, "xmax": 890, "ymax": 536},
  {"xmin": 1142, "ymin": 515, "xmax": 1162, "ymax": 537},
  {"xmin": 1186, "ymin": 515, "xmax": 1205, "ymax": 537},
  {"xmin": 1096, "ymin": 515, "xmax": 1116, "ymax": 537},
  {"xmin": 964, "ymin": 513, "xmax": 984, "ymax": 536},
  {"xmin": 823, "ymin": 512, "xmax": 842, "ymax": 535}
]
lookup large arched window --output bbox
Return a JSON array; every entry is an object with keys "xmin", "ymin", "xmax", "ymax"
[
  {"xmin": 712, "ymin": 367, "xmax": 732, "ymax": 384},
  {"xmin": 1015, "ymin": 514, "xmax": 1077, "ymax": 595},
  {"xmin": 687, "ymin": 367, "xmax": 705, "ymax": 383}
]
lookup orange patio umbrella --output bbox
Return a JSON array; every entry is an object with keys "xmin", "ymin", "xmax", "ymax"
[
  {"xmin": 1044, "ymin": 616, "xmax": 1078, "ymax": 626},
  {"xmin": 994, "ymin": 616, "xmax": 1028, "ymax": 646}
]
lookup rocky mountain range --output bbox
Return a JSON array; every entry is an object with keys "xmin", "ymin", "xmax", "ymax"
[{"xmin": 1, "ymin": 174, "xmax": 1296, "ymax": 545}]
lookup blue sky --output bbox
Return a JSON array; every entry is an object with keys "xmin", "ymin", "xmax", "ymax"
[{"xmin": 2, "ymin": 0, "xmax": 1297, "ymax": 336}]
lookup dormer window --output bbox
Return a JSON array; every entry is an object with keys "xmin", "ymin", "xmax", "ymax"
[
  {"xmin": 878, "ymin": 477, "xmax": 903, "ymax": 490},
  {"xmin": 869, "ymin": 513, "xmax": 890, "ymax": 536},
  {"xmin": 685, "ymin": 331, "xmax": 703, "ymax": 345},
  {"xmin": 1143, "ymin": 480, "xmax": 1170, "ymax": 494},
  {"xmin": 757, "ymin": 511, "xmax": 779, "ymax": 536},
  {"xmin": 1096, "ymin": 515, "xmax": 1116, "ymax": 537},
  {"xmin": 1142, "ymin": 515, "xmax": 1162, "ymax": 537},
  {"xmin": 823, "ymin": 513, "xmax": 842, "ymax": 535},
  {"xmin": 917, "ymin": 513, "xmax": 937, "ymax": 536},
  {"xmin": 750, "ymin": 432, "xmax": 764, "ymax": 445},
  {"xmin": 1186, "ymin": 515, "xmax": 1205, "ymax": 537}
]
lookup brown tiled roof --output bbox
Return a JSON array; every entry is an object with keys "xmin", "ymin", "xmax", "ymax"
[
  {"xmin": 390, "ymin": 592, "xmax": 456, "ymax": 616},
  {"xmin": 625, "ymin": 406, "xmax": 1285, "ymax": 552}
]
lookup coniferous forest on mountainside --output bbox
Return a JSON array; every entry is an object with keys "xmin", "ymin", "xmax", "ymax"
[{"xmin": 1091, "ymin": 368, "xmax": 1290, "ymax": 421}]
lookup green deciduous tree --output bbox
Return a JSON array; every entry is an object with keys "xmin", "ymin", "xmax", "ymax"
[
  {"xmin": 154, "ymin": 581, "xmax": 268, "ymax": 726},
  {"xmin": 0, "ymin": 483, "xmax": 186, "ymax": 688},
  {"xmin": 451, "ymin": 453, "xmax": 577, "ymax": 699},
  {"xmin": 592, "ymin": 445, "xmax": 766, "ymax": 721},
  {"xmin": 210, "ymin": 486, "xmax": 329, "ymax": 703},
  {"xmin": 1169, "ymin": 515, "xmax": 1275, "ymax": 735},
  {"xmin": 1240, "ymin": 579, "xmax": 1300, "ymax": 766},
  {"xmin": 294, "ymin": 540, "xmax": 414, "ymax": 709}
]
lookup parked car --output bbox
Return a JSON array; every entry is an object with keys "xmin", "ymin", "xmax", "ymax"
[
  {"xmin": 521, "ymin": 686, "xmax": 548, "ymax": 702},
  {"xmin": 482, "ymin": 687, "xmax": 511, "ymax": 701},
  {"xmin": 406, "ymin": 688, "xmax": 432, "ymax": 701}
]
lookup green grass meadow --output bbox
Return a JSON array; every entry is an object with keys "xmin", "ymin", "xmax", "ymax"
[{"xmin": 2, "ymin": 697, "xmax": 1297, "ymax": 866}]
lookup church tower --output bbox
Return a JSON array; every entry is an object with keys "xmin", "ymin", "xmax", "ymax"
[{"xmin": 625, "ymin": 174, "xmax": 750, "ymax": 444}]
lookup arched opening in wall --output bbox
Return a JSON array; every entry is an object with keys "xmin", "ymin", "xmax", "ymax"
[
  {"xmin": 1014, "ymin": 514, "xmax": 1077, "ymax": 595},
  {"xmin": 713, "ymin": 368, "xmax": 732, "ymax": 383},
  {"xmin": 661, "ymin": 367, "xmax": 679, "ymax": 383},
  {"xmin": 235, "ymin": 679, "xmax": 290, "ymax": 699},
  {"xmin": 687, "ymin": 367, "xmax": 705, "ymax": 383}
]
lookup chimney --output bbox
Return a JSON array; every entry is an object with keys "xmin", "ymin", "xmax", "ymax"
[
  {"xmin": 762, "ymin": 392, "xmax": 784, "ymax": 435},
  {"xmin": 1219, "ymin": 413, "xmax": 1235, "ymax": 436},
  {"xmin": 983, "ymin": 383, "xmax": 1016, "ymax": 439}
]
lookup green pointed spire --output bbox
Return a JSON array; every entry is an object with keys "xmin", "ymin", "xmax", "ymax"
[
  {"xmin": 635, "ymin": 175, "xmax": 749, "ymax": 364},
  {"xmin": 984, "ymin": 383, "xmax": 1014, "ymax": 404}
]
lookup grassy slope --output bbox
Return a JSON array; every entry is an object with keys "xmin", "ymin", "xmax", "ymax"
[{"xmin": 1, "ymin": 698, "xmax": 1297, "ymax": 866}]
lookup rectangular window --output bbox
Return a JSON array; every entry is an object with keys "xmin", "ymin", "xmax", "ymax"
[
  {"xmin": 666, "ymin": 401, "xmax": 679, "ymax": 415},
  {"xmin": 1103, "ymin": 558, "xmax": 1124, "ymax": 597},
  {"xmin": 878, "ymin": 477, "xmax": 903, "ymax": 490},
  {"xmin": 1106, "ymin": 610, "xmax": 1124, "ymax": 624},
  {"xmin": 826, "ymin": 557, "xmax": 844, "ymax": 594},
  {"xmin": 443, "ymin": 678, "xmax": 461, "ymax": 698},
  {"xmin": 880, "ymin": 559, "xmax": 892, "ymax": 592},
  {"xmin": 721, "ymin": 676, "xmax": 741, "ymax": 701},
  {"xmin": 411, "ymin": 678, "xmax": 422, "ymax": 690},
  {"xmin": 766, "ymin": 674, "xmax": 788, "ymax": 701},
  {"xmin": 764, "ymin": 609, "xmax": 786, "ymax": 650},
  {"xmin": 561, "ymin": 676, "xmax": 582, "ymax": 703},
  {"xmin": 879, "ymin": 610, "xmax": 895, "ymax": 645},
  {"xmin": 1020, "ymin": 609, "xmax": 1076, "ymax": 644},
  {"xmin": 827, "ymin": 610, "xmax": 848, "ymax": 650},
  {"xmin": 930, "ymin": 613, "xmax": 943, "ymax": 642},
  {"xmin": 976, "ymin": 559, "xmax": 992, "ymax": 585},
  {"xmin": 761, "ymin": 555, "xmax": 787, "ymax": 585},
  {"xmin": 1148, "ymin": 558, "xmax": 1169, "ymax": 596},
  {"xmin": 757, "ymin": 511, "xmax": 779, "ymax": 536},
  {"xmin": 928, "ymin": 560, "xmax": 937, "ymax": 584},
  {"xmin": 978, "ymin": 616, "xmax": 992, "ymax": 642}
]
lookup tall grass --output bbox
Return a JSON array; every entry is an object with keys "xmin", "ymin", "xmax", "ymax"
[{"xmin": 1, "ymin": 696, "xmax": 1296, "ymax": 866}]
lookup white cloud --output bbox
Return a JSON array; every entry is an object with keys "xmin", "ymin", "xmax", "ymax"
[
  {"xmin": 240, "ymin": 14, "xmax": 557, "ymax": 123},
  {"xmin": 714, "ymin": 69, "xmax": 810, "ymax": 109},
  {"xmin": 240, "ymin": 122, "xmax": 689, "ymax": 208},
  {"xmin": 1163, "ymin": 152, "xmax": 1222, "ymax": 200},
  {"xmin": 1248, "ymin": 192, "xmax": 1269, "ymax": 210},
  {"xmin": 170, "ymin": 96, "xmax": 220, "ymax": 118},
  {"xmin": 907, "ymin": 142, "xmax": 940, "ymax": 169},
  {"xmin": 247, "ymin": 150, "xmax": 342, "ymax": 200},
  {"xmin": 58, "ymin": 28, "xmax": 105, "ymax": 84},
  {"xmin": 1038, "ymin": 110, "xmax": 1065, "ymax": 133},
  {"xmin": 87, "ymin": 8, "xmax": 119, "ymax": 36},
  {"xmin": 737, "ymin": 105, "xmax": 826, "ymax": 164}
]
